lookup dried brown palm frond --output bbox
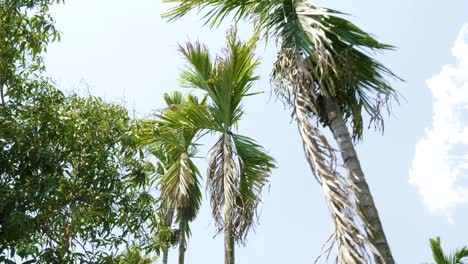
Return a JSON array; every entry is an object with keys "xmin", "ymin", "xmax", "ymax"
[
  {"xmin": 295, "ymin": 88, "xmax": 379, "ymax": 263},
  {"xmin": 160, "ymin": 152, "xmax": 195, "ymax": 210},
  {"xmin": 207, "ymin": 133, "xmax": 240, "ymax": 233},
  {"xmin": 273, "ymin": 48, "xmax": 381, "ymax": 263}
]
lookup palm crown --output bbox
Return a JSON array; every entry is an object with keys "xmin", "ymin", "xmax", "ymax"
[
  {"xmin": 164, "ymin": 0, "xmax": 401, "ymax": 140},
  {"xmin": 159, "ymin": 30, "xmax": 276, "ymax": 241}
]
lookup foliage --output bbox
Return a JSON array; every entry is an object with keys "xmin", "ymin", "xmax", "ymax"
[
  {"xmin": 163, "ymin": 0, "xmax": 401, "ymax": 140},
  {"xmin": 0, "ymin": 0, "xmax": 62, "ymax": 103},
  {"xmin": 430, "ymin": 237, "xmax": 468, "ymax": 264},
  {"xmin": 0, "ymin": 76, "xmax": 160, "ymax": 263},
  {"xmin": 158, "ymin": 29, "xmax": 277, "ymax": 244},
  {"xmin": 163, "ymin": 0, "xmax": 401, "ymax": 263},
  {"xmin": 136, "ymin": 91, "xmax": 206, "ymax": 259},
  {"xmin": 114, "ymin": 245, "xmax": 157, "ymax": 264}
]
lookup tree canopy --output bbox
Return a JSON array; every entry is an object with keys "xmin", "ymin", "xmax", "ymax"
[{"xmin": 0, "ymin": 0, "xmax": 164, "ymax": 262}]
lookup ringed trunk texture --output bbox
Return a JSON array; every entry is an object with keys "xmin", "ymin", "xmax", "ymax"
[
  {"xmin": 162, "ymin": 250, "xmax": 169, "ymax": 264},
  {"xmin": 178, "ymin": 219, "xmax": 187, "ymax": 264},
  {"xmin": 224, "ymin": 213, "xmax": 235, "ymax": 264},
  {"xmin": 324, "ymin": 98, "xmax": 394, "ymax": 264}
]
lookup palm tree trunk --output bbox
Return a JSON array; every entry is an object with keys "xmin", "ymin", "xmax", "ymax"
[
  {"xmin": 178, "ymin": 219, "xmax": 187, "ymax": 264},
  {"xmin": 224, "ymin": 213, "xmax": 235, "ymax": 264},
  {"xmin": 324, "ymin": 97, "xmax": 394, "ymax": 264},
  {"xmin": 162, "ymin": 250, "xmax": 169, "ymax": 264}
]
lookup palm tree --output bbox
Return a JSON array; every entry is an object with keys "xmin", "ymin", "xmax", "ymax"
[
  {"xmin": 163, "ymin": 1, "xmax": 401, "ymax": 263},
  {"xmin": 115, "ymin": 245, "xmax": 156, "ymax": 264},
  {"xmin": 430, "ymin": 237, "xmax": 468, "ymax": 264},
  {"xmin": 138, "ymin": 92, "xmax": 205, "ymax": 264},
  {"xmin": 158, "ymin": 30, "xmax": 276, "ymax": 264}
]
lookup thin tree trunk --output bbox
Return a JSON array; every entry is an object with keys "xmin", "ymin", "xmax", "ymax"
[
  {"xmin": 162, "ymin": 250, "xmax": 168, "ymax": 264},
  {"xmin": 0, "ymin": 74, "xmax": 4, "ymax": 104},
  {"xmin": 224, "ymin": 213, "xmax": 235, "ymax": 264},
  {"xmin": 178, "ymin": 219, "xmax": 187, "ymax": 264},
  {"xmin": 162, "ymin": 206, "xmax": 173, "ymax": 264},
  {"xmin": 324, "ymin": 98, "xmax": 395, "ymax": 264}
]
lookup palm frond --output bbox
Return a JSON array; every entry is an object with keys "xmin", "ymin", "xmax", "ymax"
[
  {"xmin": 430, "ymin": 237, "xmax": 449, "ymax": 264},
  {"xmin": 430, "ymin": 237, "xmax": 468, "ymax": 264},
  {"xmin": 207, "ymin": 133, "xmax": 240, "ymax": 231},
  {"xmin": 179, "ymin": 28, "xmax": 260, "ymax": 130},
  {"xmin": 232, "ymin": 134, "xmax": 276, "ymax": 242},
  {"xmin": 295, "ymin": 87, "xmax": 378, "ymax": 264},
  {"xmin": 179, "ymin": 41, "xmax": 213, "ymax": 92},
  {"xmin": 454, "ymin": 246, "xmax": 468, "ymax": 263},
  {"xmin": 160, "ymin": 152, "xmax": 202, "ymax": 220},
  {"xmin": 164, "ymin": 90, "xmax": 185, "ymax": 106},
  {"xmin": 165, "ymin": 0, "xmax": 401, "ymax": 140},
  {"xmin": 269, "ymin": 0, "xmax": 401, "ymax": 140}
]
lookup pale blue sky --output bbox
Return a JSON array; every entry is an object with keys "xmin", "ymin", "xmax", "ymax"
[{"xmin": 45, "ymin": 1, "xmax": 468, "ymax": 263}]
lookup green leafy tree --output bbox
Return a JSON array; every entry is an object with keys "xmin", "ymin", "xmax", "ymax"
[
  {"xmin": 0, "ymin": 78, "xmax": 160, "ymax": 263},
  {"xmin": 0, "ymin": 0, "xmax": 62, "ymax": 104},
  {"xmin": 429, "ymin": 237, "xmax": 468, "ymax": 264},
  {"xmin": 157, "ymin": 30, "xmax": 276, "ymax": 264},
  {"xmin": 1, "ymin": 1, "xmax": 163, "ymax": 262},
  {"xmin": 163, "ymin": 1, "xmax": 401, "ymax": 263}
]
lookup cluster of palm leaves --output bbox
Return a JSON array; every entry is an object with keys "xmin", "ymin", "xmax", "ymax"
[
  {"xmin": 137, "ymin": 30, "xmax": 276, "ymax": 264},
  {"xmin": 160, "ymin": 0, "xmax": 402, "ymax": 263},
  {"xmin": 429, "ymin": 237, "xmax": 468, "ymax": 264}
]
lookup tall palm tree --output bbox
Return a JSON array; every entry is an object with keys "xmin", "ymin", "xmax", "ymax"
[
  {"xmin": 138, "ymin": 92, "xmax": 205, "ymax": 264},
  {"xmin": 163, "ymin": 1, "xmax": 401, "ymax": 263},
  {"xmin": 158, "ymin": 30, "xmax": 276, "ymax": 264},
  {"xmin": 430, "ymin": 237, "xmax": 468, "ymax": 264}
]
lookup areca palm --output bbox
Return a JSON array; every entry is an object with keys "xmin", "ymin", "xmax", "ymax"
[
  {"xmin": 164, "ymin": 0, "xmax": 400, "ymax": 263},
  {"xmin": 158, "ymin": 30, "xmax": 276, "ymax": 264},
  {"xmin": 138, "ymin": 91, "xmax": 205, "ymax": 264},
  {"xmin": 430, "ymin": 237, "xmax": 468, "ymax": 264}
]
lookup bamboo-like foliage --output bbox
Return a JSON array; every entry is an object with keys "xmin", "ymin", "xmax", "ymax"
[{"xmin": 163, "ymin": 0, "xmax": 401, "ymax": 263}]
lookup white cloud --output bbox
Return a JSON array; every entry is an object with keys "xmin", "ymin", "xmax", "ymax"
[{"xmin": 409, "ymin": 24, "xmax": 468, "ymax": 214}]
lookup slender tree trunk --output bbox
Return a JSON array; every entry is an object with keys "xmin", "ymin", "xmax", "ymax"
[
  {"xmin": 224, "ymin": 213, "xmax": 235, "ymax": 264},
  {"xmin": 162, "ymin": 250, "xmax": 169, "ymax": 264},
  {"xmin": 324, "ymin": 98, "xmax": 394, "ymax": 264},
  {"xmin": 0, "ymin": 74, "xmax": 4, "ymax": 104},
  {"xmin": 162, "ymin": 206, "xmax": 173, "ymax": 264},
  {"xmin": 178, "ymin": 219, "xmax": 187, "ymax": 264}
]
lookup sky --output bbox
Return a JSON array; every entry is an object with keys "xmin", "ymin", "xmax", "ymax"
[{"xmin": 44, "ymin": 0, "xmax": 468, "ymax": 263}]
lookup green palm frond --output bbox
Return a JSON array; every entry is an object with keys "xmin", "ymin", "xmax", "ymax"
[
  {"xmin": 206, "ymin": 132, "xmax": 276, "ymax": 243},
  {"xmin": 430, "ymin": 237, "xmax": 468, "ymax": 264},
  {"xmin": 136, "ymin": 92, "xmax": 206, "ymax": 247},
  {"xmin": 164, "ymin": 0, "xmax": 401, "ymax": 140},
  {"xmin": 179, "ymin": 41, "xmax": 213, "ymax": 92},
  {"xmin": 454, "ymin": 246, "xmax": 468, "ymax": 263},
  {"xmin": 232, "ymin": 134, "xmax": 276, "ymax": 241},
  {"xmin": 431, "ymin": 237, "xmax": 449, "ymax": 264},
  {"xmin": 179, "ymin": 28, "xmax": 260, "ymax": 130},
  {"xmin": 267, "ymin": 0, "xmax": 401, "ymax": 140},
  {"xmin": 178, "ymin": 29, "xmax": 276, "ymax": 244}
]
